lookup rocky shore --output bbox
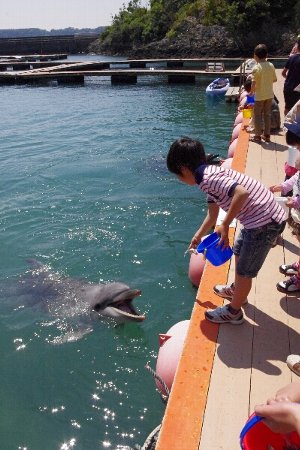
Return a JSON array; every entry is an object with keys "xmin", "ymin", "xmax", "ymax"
[{"xmin": 89, "ymin": 21, "xmax": 296, "ymax": 58}]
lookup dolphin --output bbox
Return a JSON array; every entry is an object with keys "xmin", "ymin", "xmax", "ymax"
[{"xmin": 1, "ymin": 260, "xmax": 145, "ymax": 343}]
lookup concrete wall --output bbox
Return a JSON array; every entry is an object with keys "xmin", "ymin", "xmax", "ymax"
[{"xmin": 0, "ymin": 35, "xmax": 99, "ymax": 55}]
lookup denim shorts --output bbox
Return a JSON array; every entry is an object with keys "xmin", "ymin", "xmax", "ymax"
[{"xmin": 233, "ymin": 221, "xmax": 284, "ymax": 278}]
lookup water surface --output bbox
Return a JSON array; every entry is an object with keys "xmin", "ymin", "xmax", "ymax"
[{"xmin": 0, "ymin": 55, "xmax": 236, "ymax": 450}]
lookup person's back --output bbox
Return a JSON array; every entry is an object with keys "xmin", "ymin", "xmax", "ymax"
[
  {"xmin": 282, "ymin": 51, "xmax": 300, "ymax": 114},
  {"xmin": 284, "ymin": 53, "xmax": 300, "ymax": 91},
  {"xmin": 253, "ymin": 60, "xmax": 276, "ymax": 101},
  {"xmin": 251, "ymin": 43, "xmax": 277, "ymax": 142}
]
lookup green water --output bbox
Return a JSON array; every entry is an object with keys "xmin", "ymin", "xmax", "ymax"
[{"xmin": 0, "ymin": 56, "xmax": 237, "ymax": 450}]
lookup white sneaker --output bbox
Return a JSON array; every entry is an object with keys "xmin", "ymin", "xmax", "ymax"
[
  {"xmin": 213, "ymin": 283, "xmax": 235, "ymax": 299},
  {"xmin": 213, "ymin": 283, "xmax": 248, "ymax": 305},
  {"xmin": 205, "ymin": 304, "xmax": 244, "ymax": 325}
]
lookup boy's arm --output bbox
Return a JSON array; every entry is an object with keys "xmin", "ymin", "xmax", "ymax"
[
  {"xmin": 188, "ymin": 202, "xmax": 219, "ymax": 250},
  {"xmin": 217, "ymin": 185, "xmax": 249, "ymax": 247}
]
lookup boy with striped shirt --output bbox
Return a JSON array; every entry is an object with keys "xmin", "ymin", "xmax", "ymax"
[{"xmin": 167, "ymin": 137, "xmax": 286, "ymax": 324}]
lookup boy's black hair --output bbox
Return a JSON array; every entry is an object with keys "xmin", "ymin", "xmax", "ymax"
[
  {"xmin": 254, "ymin": 43, "xmax": 268, "ymax": 59},
  {"xmin": 286, "ymin": 129, "xmax": 300, "ymax": 146},
  {"xmin": 167, "ymin": 137, "xmax": 206, "ymax": 175}
]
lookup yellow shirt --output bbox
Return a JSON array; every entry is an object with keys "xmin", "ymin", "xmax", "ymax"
[{"xmin": 252, "ymin": 61, "xmax": 277, "ymax": 101}]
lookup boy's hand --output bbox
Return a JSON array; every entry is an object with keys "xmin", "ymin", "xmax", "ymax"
[
  {"xmin": 188, "ymin": 233, "xmax": 201, "ymax": 250},
  {"xmin": 286, "ymin": 197, "xmax": 294, "ymax": 208},
  {"xmin": 216, "ymin": 224, "xmax": 230, "ymax": 248}
]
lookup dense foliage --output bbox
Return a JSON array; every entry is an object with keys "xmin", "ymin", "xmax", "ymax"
[{"xmin": 98, "ymin": 0, "xmax": 300, "ymax": 52}]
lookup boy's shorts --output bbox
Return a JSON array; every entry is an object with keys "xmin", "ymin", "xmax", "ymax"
[{"xmin": 233, "ymin": 221, "xmax": 284, "ymax": 278}]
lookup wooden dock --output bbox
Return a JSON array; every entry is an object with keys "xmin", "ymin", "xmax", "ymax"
[
  {"xmin": 225, "ymin": 86, "xmax": 241, "ymax": 102},
  {"xmin": 155, "ymin": 69, "xmax": 300, "ymax": 450},
  {"xmin": 0, "ymin": 57, "xmax": 287, "ymax": 86}
]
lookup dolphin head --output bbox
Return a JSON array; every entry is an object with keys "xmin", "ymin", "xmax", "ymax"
[{"xmin": 90, "ymin": 282, "xmax": 145, "ymax": 323}]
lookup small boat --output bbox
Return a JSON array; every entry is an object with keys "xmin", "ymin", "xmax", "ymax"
[{"xmin": 206, "ymin": 77, "xmax": 230, "ymax": 95}]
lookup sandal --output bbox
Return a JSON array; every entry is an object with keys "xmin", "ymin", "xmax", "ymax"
[
  {"xmin": 286, "ymin": 354, "xmax": 300, "ymax": 376},
  {"xmin": 263, "ymin": 135, "xmax": 271, "ymax": 143}
]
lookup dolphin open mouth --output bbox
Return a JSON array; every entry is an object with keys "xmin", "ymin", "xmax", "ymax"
[
  {"xmin": 94, "ymin": 288, "xmax": 145, "ymax": 322},
  {"xmin": 110, "ymin": 289, "xmax": 145, "ymax": 322}
]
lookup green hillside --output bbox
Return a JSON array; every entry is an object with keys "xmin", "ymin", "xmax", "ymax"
[{"xmin": 89, "ymin": 0, "xmax": 300, "ymax": 56}]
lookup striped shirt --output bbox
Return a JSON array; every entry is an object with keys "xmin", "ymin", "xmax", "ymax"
[{"xmin": 195, "ymin": 165, "xmax": 285, "ymax": 229}]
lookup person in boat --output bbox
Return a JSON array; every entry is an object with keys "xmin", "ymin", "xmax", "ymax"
[
  {"xmin": 213, "ymin": 78, "xmax": 228, "ymax": 89},
  {"xmin": 166, "ymin": 137, "xmax": 285, "ymax": 324}
]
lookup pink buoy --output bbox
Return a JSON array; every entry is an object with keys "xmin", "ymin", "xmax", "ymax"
[
  {"xmin": 155, "ymin": 320, "xmax": 190, "ymax": 395},
  {"xmin": 228, "ymin": 138, "xmax": 238, "ymax": 157},
  {"xmin": 188, "ymin": 251, "xmax": 205, "ymax": 287},
  {"xmin": 234, "ymin": 111, "xmax": 243, "ymax": 126},
  {"xmin": 231, "ymin": 123, "xmax": 242, "ymax": 141},
  {"xmin": 221, "ymin": 157, "xmax": 233, "ymax": 169}
]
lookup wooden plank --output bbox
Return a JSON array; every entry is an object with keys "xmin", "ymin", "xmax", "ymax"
[{"xmin": 225, "ymin": 86, "xmax": 240, "ymax": 102}]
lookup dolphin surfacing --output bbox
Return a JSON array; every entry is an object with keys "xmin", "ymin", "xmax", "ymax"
[
  {"xmin": 24, "ymin": 260, "xmax": 145, "ymax": 323},
  {"xmin": 6, "ymin": 260, "xmax": 145, "ymax": 343}
]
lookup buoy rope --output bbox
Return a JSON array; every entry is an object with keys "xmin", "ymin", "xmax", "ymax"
[{"xmin": 145, "ymin": 363, "xmax": 170, "ymax": 403}]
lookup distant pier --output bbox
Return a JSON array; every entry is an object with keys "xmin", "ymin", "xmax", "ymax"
[{"xmin": 0, "ymin": 56, "xmax": 287, "ymax": 99}]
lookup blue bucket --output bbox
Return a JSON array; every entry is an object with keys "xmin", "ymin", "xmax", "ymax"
[{"xmin": 197, "ymin": 232, "xmax": 233, "ymax": 266}]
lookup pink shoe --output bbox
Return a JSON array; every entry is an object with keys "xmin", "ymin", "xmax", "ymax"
[
  {"xmin": 277, "ymin": 275, "xmax": 300, "ymax": 293},
  {"xmin": 279, "ymin": 262, "xmax": 299, "ymax": 276}
]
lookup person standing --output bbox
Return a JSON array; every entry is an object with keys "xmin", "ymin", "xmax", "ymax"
[
  {"xmin": 250, "ymin": 44, "xmax": 277, "ymax": 143},
  {"xmin": 282, "ymin": 47, "xmax": 300, "ymax": 115}
]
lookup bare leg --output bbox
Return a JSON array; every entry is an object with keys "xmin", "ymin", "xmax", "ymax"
[{"xmin": 230, "ymin": 273, "xmax": 252, "ymax": 310}]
